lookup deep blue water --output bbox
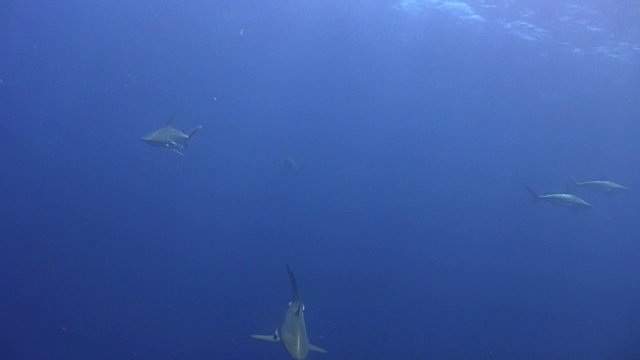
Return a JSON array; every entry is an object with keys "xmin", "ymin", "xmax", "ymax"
[{"xmin": 1, "ymin": 1, "xmax": 639, "ymax": 359}]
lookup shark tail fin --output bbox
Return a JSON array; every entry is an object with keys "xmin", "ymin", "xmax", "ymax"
[
  {"xmin": 570, "ymin": 177, "xmax": 580, "ymax": 186},
  {"xmin": 523, "ymin": 185, "xmax": 539, "ymax": 204},
  {"xmin": 183, "ymin": 125, "xmax": 203, "ymax": 149},
  {"xmin": 187, "ymin": 125, "xmax": 203, "ymax": 139},
  {"xmin": 308, "ymin": 343, "xmax": 327, "ymax": 353},
  {"xmin": 251, "ymin": 329, "xmax": 280, "ymax": 343}
]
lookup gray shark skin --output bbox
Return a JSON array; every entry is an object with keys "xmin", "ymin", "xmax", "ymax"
[
  {"xmin": 523, "ymin": 185, "xmax": 594, "ymax": 211},
  {"xmin": 251, "ymin": 265, "xmax": 327, "ymax": 359},
  {"xmin": 141, "ymin": 115, "xmax": 202, "ymax": 155},
  {"xmin": 571, "ymin": 177, "xmax": 630, "ymax": 194}
]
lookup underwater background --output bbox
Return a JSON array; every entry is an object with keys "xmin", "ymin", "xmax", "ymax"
[{"xmin": 1, "ymin": 0, "xmax": 639, "ymax": 359}]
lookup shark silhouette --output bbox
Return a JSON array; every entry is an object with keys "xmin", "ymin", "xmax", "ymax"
[
  {"xmin": 141, "ymin": 115, "xmax": 202, "ymax": 155},
  {"xmin": 524, "ymin": 185, "xmax": 594, "ymax": 211},
  {"xmin": 251, "ymin": 265, "xmax": 327, "ymax": 359},
  {"xmin": 571, "ymin": 177, "xmax": 630, "ymax": 194}
]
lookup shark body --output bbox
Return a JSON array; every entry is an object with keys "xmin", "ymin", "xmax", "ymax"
[
  {"xmin": 251, "ymin": 265, "xmax": 326, "ymax": 359},
  {"xmin": 524, "ymin": 185, "xmax": 594, "ymax": 211},
  {"xmin": 571, "ymin": 177, "xmax": 630, "ymax": 194},
  {"xmin": 141, "ymin": 115, "xmax": 202, "ymax": 155}
]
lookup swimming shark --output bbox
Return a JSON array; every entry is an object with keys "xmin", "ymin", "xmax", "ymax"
[
  {"xmin": 523, "ymin": 185, "xmax": 594, "ymax": 211},
  {"xmin": 141, "ymin": 115, "xmax": 202, "ymax": 155},
  {"xmin": 284, "ymin": 157, "xmax": 304, "ymax": 173},
  {"xmin": 571, "ymin": 177, "xmax": 630, "ymax": 194},
  {"xmin": 251, "ymin": 265, "xmax": 327, "ymax": 359}
]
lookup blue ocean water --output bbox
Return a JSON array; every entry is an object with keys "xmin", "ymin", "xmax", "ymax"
[{"xmin": 1, "ymin": 0, "xmax": 639, "ymax": 359}]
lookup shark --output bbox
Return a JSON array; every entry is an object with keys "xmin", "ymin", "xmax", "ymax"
[
  {"xmin": 523, "ymin": 185, "xmax": 594, "ymax": 211},
  {"xmin": 284, "ymin": 157, "xmax": 304, "ymax": 173},
  {"xmin": 251, "ymin": 265, "xmax": 327, "ymax": 360},
  {"xmin": 141, "ymin": 115, "xmax": 202, "ymax": 155},
  {"xmin": 571, "ymin": 177, "xmax": 630, "ymax": 194}
]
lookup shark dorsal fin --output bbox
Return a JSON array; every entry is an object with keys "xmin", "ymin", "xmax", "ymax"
[
  {"xmin": 286, "ymin": 265, "xmax": 301, "ymax": 302},
  {"xmin": 166, "ymin": 114, "xmax": 175, "ymax": 126},
  {"xmin": 565, "ymin": 185, "xmax": 573, "ymax": 194}
]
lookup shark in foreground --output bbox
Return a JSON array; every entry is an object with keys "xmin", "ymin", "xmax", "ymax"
[
  {"xmin": 571, "ymin": 177, "xmax": 630, "ymax": 194},
  {"xmin": 141, "ymin": 115, "xmax": 202, "ymax": 155},
  {"xmin": 523, "ymin": 185, "xmax": 594, "ymax": 211},
  {"xmin": 251, "ymin": 265, "xmax": 327, "ymax": 359}
]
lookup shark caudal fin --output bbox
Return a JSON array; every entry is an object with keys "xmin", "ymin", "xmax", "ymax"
[
  {"xmin": 568, "ymin": 178, "xmax": 578, "ymax": 194},
  {"xmin": 183, "ymin": 125, "xmax": 203, "ymax": 149},
  {"xmin": 308, "ymin": 343, "xmax": 328, "ymax": 353},
  {"xmin": 570, "ymin": 177, "xmax": 580, "ymax": 187},
  {"xmin": 523, "ymin": 185, "xmax": 539, "ymax": 204},
  {"xmin": 187, "ymin": 125, "xmax": 202, "ymax": 139},
  {"xmin": 251, "ymin": 329, "xmax": 280, "ymax": 343}
]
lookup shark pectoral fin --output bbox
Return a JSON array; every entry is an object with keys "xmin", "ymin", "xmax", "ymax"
[
  {"xmin": 170, "ymin": 148, "xmax": 186, "ymax": 156},
  {"xmin": 250, "ymin": 334, "xmax": 280, "ymax": 343},
  {"xmin": 308, "ymin": 343, "xmax": 327, "ymax": 353}
]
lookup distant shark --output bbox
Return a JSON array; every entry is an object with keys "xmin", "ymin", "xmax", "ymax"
[
  {"xmin": 141, "ymin": 115, "xmax": 202, "ymax": 155},
  {"xmin": 251, "ymin": 265, "xmax": 327, "ymax": 359},
  {"xmin": 284, "ymin": 157, "xmax": 304, "ymax": 173},
  {"xmin": 571, "ymin": 177, "xmax": 630, "ymax": 194},
  {"xmin": 523, "ymin": 185, "xmax": 594, "ymax": 211}
]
